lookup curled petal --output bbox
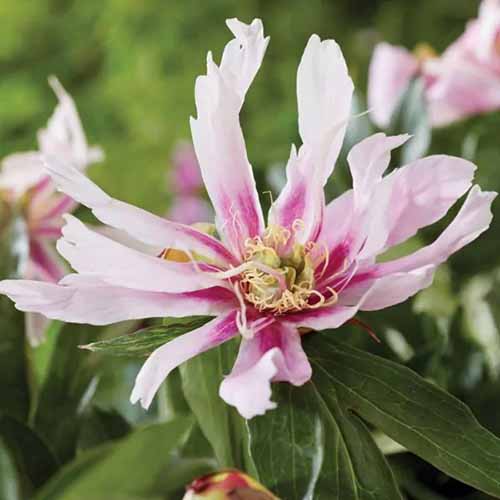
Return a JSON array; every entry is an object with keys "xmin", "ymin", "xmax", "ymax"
[
  {"xmin": 41, "ymin": 76, "xmax": 104, "ymax": 169},
  {"xmin": 377, "ymin": 185, "xmax": 497, "ymax": 275},
  {"xmin": 219, "ymin": 322, "xmax": 311, "ymax": 419},
  {"xmin": 384, "ymin": 155, "xmax": 476, "ymax": 248},
  {"xmin": 57, "ymin": 215, "xmax": 223, "ymax": 293},
  {"xmin": 45, "ymin": 158, "xmax": 236, "ymax": 266},
  {"xmin": 131, "ymin": 310, "xmax": 239, "ymax": 409},
  {"xmin": 222, "ymin": 19, "xmax": 269, "ymax": 101}
]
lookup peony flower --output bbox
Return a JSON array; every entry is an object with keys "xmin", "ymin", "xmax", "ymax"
[
  {"xmin": 167, "ymin": 141, "xmax": 212, "ymax": 225},
  {"xmin": 0, "ymin": 77, "xmax": 103, "ymax": 345},
  {"xmin": 0, "ymin": 19, "xmax": 495, "ymax": 418},
  {"xmin": 183, "ymin": 470, "xmax": 277, "ymax": 499},
  {"xmin": 368, "ymin": 0, "xmax": 500, "ymax": 128}
]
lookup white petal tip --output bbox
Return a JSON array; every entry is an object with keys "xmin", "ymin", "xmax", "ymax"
[{"xmin": 48, "ymin": 76, "xmax": 67, "ymax": 99}]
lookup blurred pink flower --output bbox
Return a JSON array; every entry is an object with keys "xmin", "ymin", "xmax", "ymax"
[
  {"xmin": 170, "ymin": 142, "xmax": 204, "ymax": 196},
  {"xmin": 0, "ymin": 19, "xmax": 495, "ymax": 418},
  {"xmin": 369, "ymin": 0, "xmax": 500, "ymax": 128},
  {"xmin": 0, "ymin": 77, "xmax": 103, "ymax": 345},
  {"xmin": 168, "ymin": 196, "xmax": 212, "ymax": 226},
  {"xmin": 167, "ymin": 142, "xmax": 212, "ymax": 224}
]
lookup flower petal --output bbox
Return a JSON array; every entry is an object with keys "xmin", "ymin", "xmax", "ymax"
[
  {"xmin": 36, "ymin": 193, "xmax": 78, "ymax": 224},
  {"xmin": 168, "ymin": 195, "xmax": 213, "ymax": 226},
  {"xmin": 269, "ymin": 34, "xmax": 354, "ymax": 243},
  {"xmin": 315, "ymin": 189, "xmax": 354, "ymax": 277},
  {"xmin": 40, "ymin": 77, "xmax": 104, "ymax": 169},
  {"xmin": 45, "ymin": 158, "xmax": 236, "ymax": 266},
  {"xmin": 170, "ymin": 141, "xmax": 203, "ymax": 196},
  {"xmin": 286, "ymin": 304, "xmax": 360, "ymax": 331},
  {"xmin": 25, "ymin": 312, "xmax": 50, "ymax": 347},
  {"xmin": 297, "ymin": 34, "xmax": 354, "ymax": 184},
  {"xmin": 425, "ymin": 58, "xmax": 500, "ymax": 127},
  {"xmin": 368, "ymin": 43, "xmax": 419, "ymax": 128},
  {"xmin": 0, "ymin": 153, "xmax": 45, "ymax": 199},
  {"xmin": 377, "ymin": 185, "xmax": 497, "ymax": 275},
  {"xmin": 131, "ymin": 310, "xmax": 239, "ymax": 409},
  {"xmin": 0, "ymin": 275, "xmax": 235, "ymax": 325},
  {"xmin": 29, "ymin": 240, "xmax": 66, "ymax": 282},
  {"xmin": 57, "ymin": 215, "xmax": 223, "ymax": 293},
  {"xmin": 348, "ymin": 133, "xmax": 410, "ymax": 212},
  {"xmin": 346, "ymin": 133, "xmax": 410, "ymax": 259},
  {"xmin": 268, "ymin": 145, "xmax": 325, "ymax": 243},
  {"xmin": 362, "ymin": 266, "xmax": 436, "ymax": 311},
  {"xmin": 219, "ymin": 321, "xmax": 311, "ymax": 419},
  {"xmin": 340, "ymin": 265, "xmax": 436, "ymax": 311},
  {"xmin": 383, "ymin": 155, "xmax": 476, "ymax": 248},
  {"xmin": 190, "ymin": 19, "xmax": 268, "ymax": 256}
]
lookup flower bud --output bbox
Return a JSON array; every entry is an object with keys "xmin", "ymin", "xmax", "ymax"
[{"xmin": 183, "ymin": 470, "xmax": 278, "ymax": 499}]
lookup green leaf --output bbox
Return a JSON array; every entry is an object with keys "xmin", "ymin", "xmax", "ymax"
[
  {"xmin": 82, "ymin": 316, "xmax": 212, "ymax": 357},
  {"xmin": 461, "ymin": 272, "xmax": 500, "ymax": 380},
  {"xmin": 0, "ymin": 212, "xmax": 30, "ymax": 422},
  {"xmin": 248, "ymin": 381, "xmax": 402, "ymax": 500},
  {"xmin": 77, "ymin": 406, "xmax": 131, "ymax": 452},
  {"xmin": 33, "ymin": 324, "xmax": 103, "ymax": 463},
  {"xmin": 389, "ymin": 454, "xmax": 447, "ymax": 500},
  {"xmin": 306, "ymin": 334, "xmax": 500, "ymax": 497},
  {"xmin": 29, "ymin": 321, "xmax": 63, "ymax": 391},
  {"xmin": 180, "ymin": 339, "xmax": 246, "ymax": 469},
  {"xmin": 0, "ymin": 439, "xmax": 20, "ymax": 500},
  {"xmin": 33, "ymin": 444, "xmax": 114, "ymax": 500},
  {"xmin": 35, "ymin": 417, "xmax": 193, "ymax": 500},
  {"xmin": 388, "ymin": 77, "xmax": 431, "ymax": 163},
  {"xmin": 151, "ymin": 457, "xmax": 216, "ymax": 499},
  {"xmin": 0, "ymin": 415, "xmax": 58, "ymax": 497}
]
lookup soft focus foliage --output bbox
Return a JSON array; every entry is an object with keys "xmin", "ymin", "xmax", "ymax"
[
  {"xmin": 2, "ymin": 1, "xmax": 500, "ymax": 499},
  {"xmin": 0, "ymin": 0, "xmax": 477, "ymax": 214}
]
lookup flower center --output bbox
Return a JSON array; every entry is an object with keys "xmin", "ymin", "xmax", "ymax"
[{"xmin": 240, "ymin": 224, "xmax": 337, "ymax": 314}]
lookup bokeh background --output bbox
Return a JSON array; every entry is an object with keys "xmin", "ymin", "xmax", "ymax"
[
  {"xmin": 3, "ymin": 1, "xmax": 500, "ymax": 498},
  {"xmin": 0, "ymin": 0, "xmax": 479, "ymax": 213}
]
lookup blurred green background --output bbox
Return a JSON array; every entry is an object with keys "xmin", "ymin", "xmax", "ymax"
[
  {"xmin": 0, "ymin": 0, "xmax": 478, "ymax": 214},
  {"xmin": 3, "ymin": 2, "xmax": 500, "ymax": 498}
]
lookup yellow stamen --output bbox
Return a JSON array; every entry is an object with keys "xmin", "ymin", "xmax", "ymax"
[
  {"xmin": 240, "ymin": 222, "xmax": 338, "ymax": 314},
  {"xmin": 161, "ymin": 248, "xmax": 191, "ymax": 263},
  {"xmin": 414, "ymin": 43, "xmax": 437, "ymax": 62}
]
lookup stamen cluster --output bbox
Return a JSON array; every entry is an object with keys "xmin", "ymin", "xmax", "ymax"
[{"xmin": 240, "ymin": 223, "xmax": 337, "ymax": 314}]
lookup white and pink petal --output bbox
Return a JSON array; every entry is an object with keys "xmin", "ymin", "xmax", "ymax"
[
  {"xmin": 219, "ymin": 321, "xmax": 311, "ymax": 419},
  {"xmin": 377, "ymin": 185, "xmax": 496, "ymax": 275},
  {"xmin": 0, "ymin": 275, "xmax": 236, "ymax": 325},
  {"xmin": 56, "ymin": 215, "xmax": 224, "ymax": 293},
  {"xmin": 368, "ymin": 43, "xmax": 419, "ymax": 128},
  {"xmin": 131, "ymin": 310, "xmax": 240, "ymax": 409},
  {"xmin": 190, "ymin": 19, "xmax": 267, "ymax": 257},
  {"xmin": 44, "ymin": 158, "xmax": 236, "ymax": 266}
]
